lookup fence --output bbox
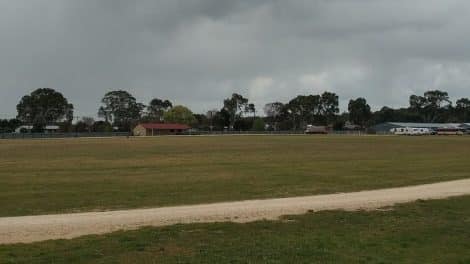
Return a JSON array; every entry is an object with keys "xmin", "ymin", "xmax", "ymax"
[
  {"xmin": 1, "ymin": 130, "xmax": 374, "ymax": 140},
  {"xmin": 0, "ymin": 132, "xmax": 131, "ymax": 139},
  {"xmin": 183, "ymin": 130, "xmax": 370, "ymax": 136},
  {"xmin": 184, "ymin": 130, "xmax": 304, "ymax": 135}
]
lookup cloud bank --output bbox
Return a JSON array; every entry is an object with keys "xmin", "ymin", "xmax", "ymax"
[{"xmin": 1, "ymin": 0, "xmax": 470, "ymax": 118}]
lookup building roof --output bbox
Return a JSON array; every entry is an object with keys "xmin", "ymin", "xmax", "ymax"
[
  {"xmin": 17, "ymin": 125, "xmax": 33, "ymax": 130},
  {"xmin": 139, "ymin": 123, "xmax": 190, "ymax": 130},
  {"xmin": 386, "ymin": 122, "xmax": 463, "ymax": 128}
]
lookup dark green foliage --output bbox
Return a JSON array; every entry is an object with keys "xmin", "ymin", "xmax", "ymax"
[
  {"xmin": 348, "ymin": 97, "xmax": 372, "ymax": 128},
  {"xmin": 264, "ymin": 92, "xmax": 339, "ymax": 130},
  {"xmin": 247, "ymin": 103, "xmax": 256, "ymax": 118},
  {"xmin": 372, "ymin": 92, "xmax": 470, "ymax": 125},
  {"xmin": 212, "ymin": 108, "xmax": 231, "ymax": 129},
  {"xmin": 263, "ymin": 102, "xmax": 284, "ymax": 130},
  {"xmin": 146, "ymin": 98, "xmax": 173, "ymax": 122},
  {"xmin": 7, "ymin": 88, "xmax": 470, "ymax": 132},
  {"xmin": 72, "ymin": 117, "xmax": 95, "ymax": 132},
  {"xmin": 373, "ymin": 107, "xmax": 421, "ymax": 123},
  {"xmin": 92, "ymin": 121, "xmax": 113, "ymax": 132},
  {"xmin": 456, "ymin": 98, "xmax": 470, "ymax": 122},
  {"xmin": 283, "ymin": 94, "xmax": 321, "ymax": 129},
  {"xmin": 233, "ymin": 117, "xmax": 253, "ymax": 130},
  {"xmin": 252, "ymin": 118, "xmax": 265, "ymax": 131},
  {"xmin": 98, "ymin": 90, "xmax": 145, "ymax": 131},
  {"xmin": 16, "ymin": 88, "xmax": 73, "ymax": 130},
  {"xmin": 0, "ymin": 119, "xmax": 20, "ymax": 133},
  {"xmin": 223, "ymin": 93, "xmax": 249, "ymax": 130},
  {"xmin": 409, "ymin": 90, "xmax": 452, "ymax": 122},
  {"xmin": 319, "ymin": 91, "xmax": 340, "ymax": 125},
  {"xmin": 192, "ymin": 114, "xmax": 209, "ymax": 130}
]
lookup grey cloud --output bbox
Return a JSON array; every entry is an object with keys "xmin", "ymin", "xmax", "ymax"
[{"xmin": 1, "ymin": 0, "xmax": 470, "ymax": 119}]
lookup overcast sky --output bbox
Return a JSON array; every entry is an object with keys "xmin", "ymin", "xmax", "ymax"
[{"xmin": 1, "ymin": 0, "xmax": 470, "ymax": 119}]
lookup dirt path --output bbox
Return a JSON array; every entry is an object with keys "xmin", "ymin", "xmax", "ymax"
[{"xmin": 1, "ymin": 178, "xmax": 470, "ymax": 245}]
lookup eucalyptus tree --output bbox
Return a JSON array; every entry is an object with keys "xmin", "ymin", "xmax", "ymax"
[{"xmin": 16, "ymin": 88, "xmax": 73, "ymax": 131}]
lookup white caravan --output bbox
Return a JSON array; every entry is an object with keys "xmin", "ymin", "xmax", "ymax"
[{"xmin": 390, "ymin": 127, "xmax": 431, "ymax": 135}]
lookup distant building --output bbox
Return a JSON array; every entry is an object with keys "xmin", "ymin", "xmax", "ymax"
[
  {"xmin": 15, "ymin": 125, "xmax": 33, "ymax": 133},
  {"xmin": 133, "ymin": 123, "xmax": 191, "ymax": 136},
  {"xmin": 305, "ymin": 125, "xmax": 328, "ymax": 134},
  {"xmin": 343, "ymin": 121, "xmax": 361, "ymax": 130},
  {"xmin": 14, "ymin": 125, "xmax": 60, "ymax": 133},
  {"xmin": 371, "ymin": 122, "xmax": 468, "ymax": 134},
  {"xmin": 44, "ymin": 125, "xmax": 60, "ymax": 133}
]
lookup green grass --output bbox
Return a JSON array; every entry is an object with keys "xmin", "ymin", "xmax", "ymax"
[
  {"xmin": 1, "ymin": 135, "xmax": 470, "ymax": 217},
  {"xmin": 1, "ymin": 196, "xmax": 470, "ymax": 263}
]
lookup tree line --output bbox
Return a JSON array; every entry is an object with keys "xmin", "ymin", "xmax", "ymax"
[{"xmin": 0, "ymin": 88, "xmax": 469, "ymax": 133}]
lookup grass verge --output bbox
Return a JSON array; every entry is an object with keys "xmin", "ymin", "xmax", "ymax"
[{"xmin": 1, "ymin": 196, "xmax": 470, "ymax": 263}]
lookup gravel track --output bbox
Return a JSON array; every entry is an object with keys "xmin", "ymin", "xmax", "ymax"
[{"xmin": 1, "ymin": 179, "xmax": 470, "ymax": 245}]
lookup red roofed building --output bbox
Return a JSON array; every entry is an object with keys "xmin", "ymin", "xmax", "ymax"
[{"xmin": 133, "ymin": 123, "xmax": 191, "ymax": 136}]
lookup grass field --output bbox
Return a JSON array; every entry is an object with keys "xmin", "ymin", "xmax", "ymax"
[
  {"xmin": 1, "ymin": 135, "xmax": 470, "ymax": 217},
  {"xmin": 1, "ymin": 196, "xmax": 469, "ymax": 263}
]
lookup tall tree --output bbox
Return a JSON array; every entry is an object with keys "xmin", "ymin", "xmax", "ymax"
[
  {"xmin": 16, "ymin": 88, "xmax": 74, "ymax": 130},
  {"xmin": 424, "ymin": 90, "xmax": 451, "ymax": 109},
  {"xmin": 409, "ymin": 90, "xmax": 451, "ymax": 122},
  {"xmin": 264, "ymin": 102, "xmax": 284, "ymax": 118},
  {"xmin": 373, "ymin": 106, "xmax": 396, "ymax": 124},
  {"xmin": 0, "ymin": 119, "xmax": 21, "ymax": 133},
  {"xmin": 163, "ymin": 105, "xmax": 196, "ymax": 125},
  {"xmin": 80, "ymin": 117, "xmax": 95, "ymax": 132},
  {"xmin": 252, "ymin": 118, "xmax": 266, "ymax": 131},
  {"xmin": 319, "ymin": 92, "xmax": 339, "ymax": 125},
  {"xmin": 92, "ymin": 121, "xmax": 113, "ymax": 132},
  {"xmin": 456, "ymin": 98, "xmax": 470, "ymax": 122},
  {"xmin": 223, "ymin": 93, "xmax": 249, "ymax": 130},
  {"xmin": 98, "ymin": 90, "xmax": 145, "ymax": 131},
  {"xmin": 409, "ymin": 95, "xmax": 426, "ymax": 111},
  {"xmin": 213, "ymin": 109, "xmax": 230, "ymax": 130},
  {"xmin": 206, "ymin": 109, "xmax": 219, "ymax": 131},
  {"xmin": 264, "ymin": 102, "xmax": 284, "ymax": 130},
  {"xmin": 348, "ymin": 98, "xmax": 372, "ymax": 128},
  {"xmin": 284, "ymin": 95, "xmax": 321, "ymax": 129},
  {"xmin": 247, "ymin": 103, "xmax": 256, "ymax": 119},
  {"xmin": 193, "ymin": 114, "xmax": 209, "ymax": 129},
  {"xmin": 147, "ymin": 98, "xmax": 173, "ymax": 122}
]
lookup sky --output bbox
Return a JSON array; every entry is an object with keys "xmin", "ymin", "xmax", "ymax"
[{"xmin": 1, "ymin": 0, "xmax": 470, "ymax": 119}]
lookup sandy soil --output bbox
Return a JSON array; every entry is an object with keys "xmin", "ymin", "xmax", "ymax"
[{"xmin": 1, "ymin": 178, "xmax": 470, "ymax": 245}]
